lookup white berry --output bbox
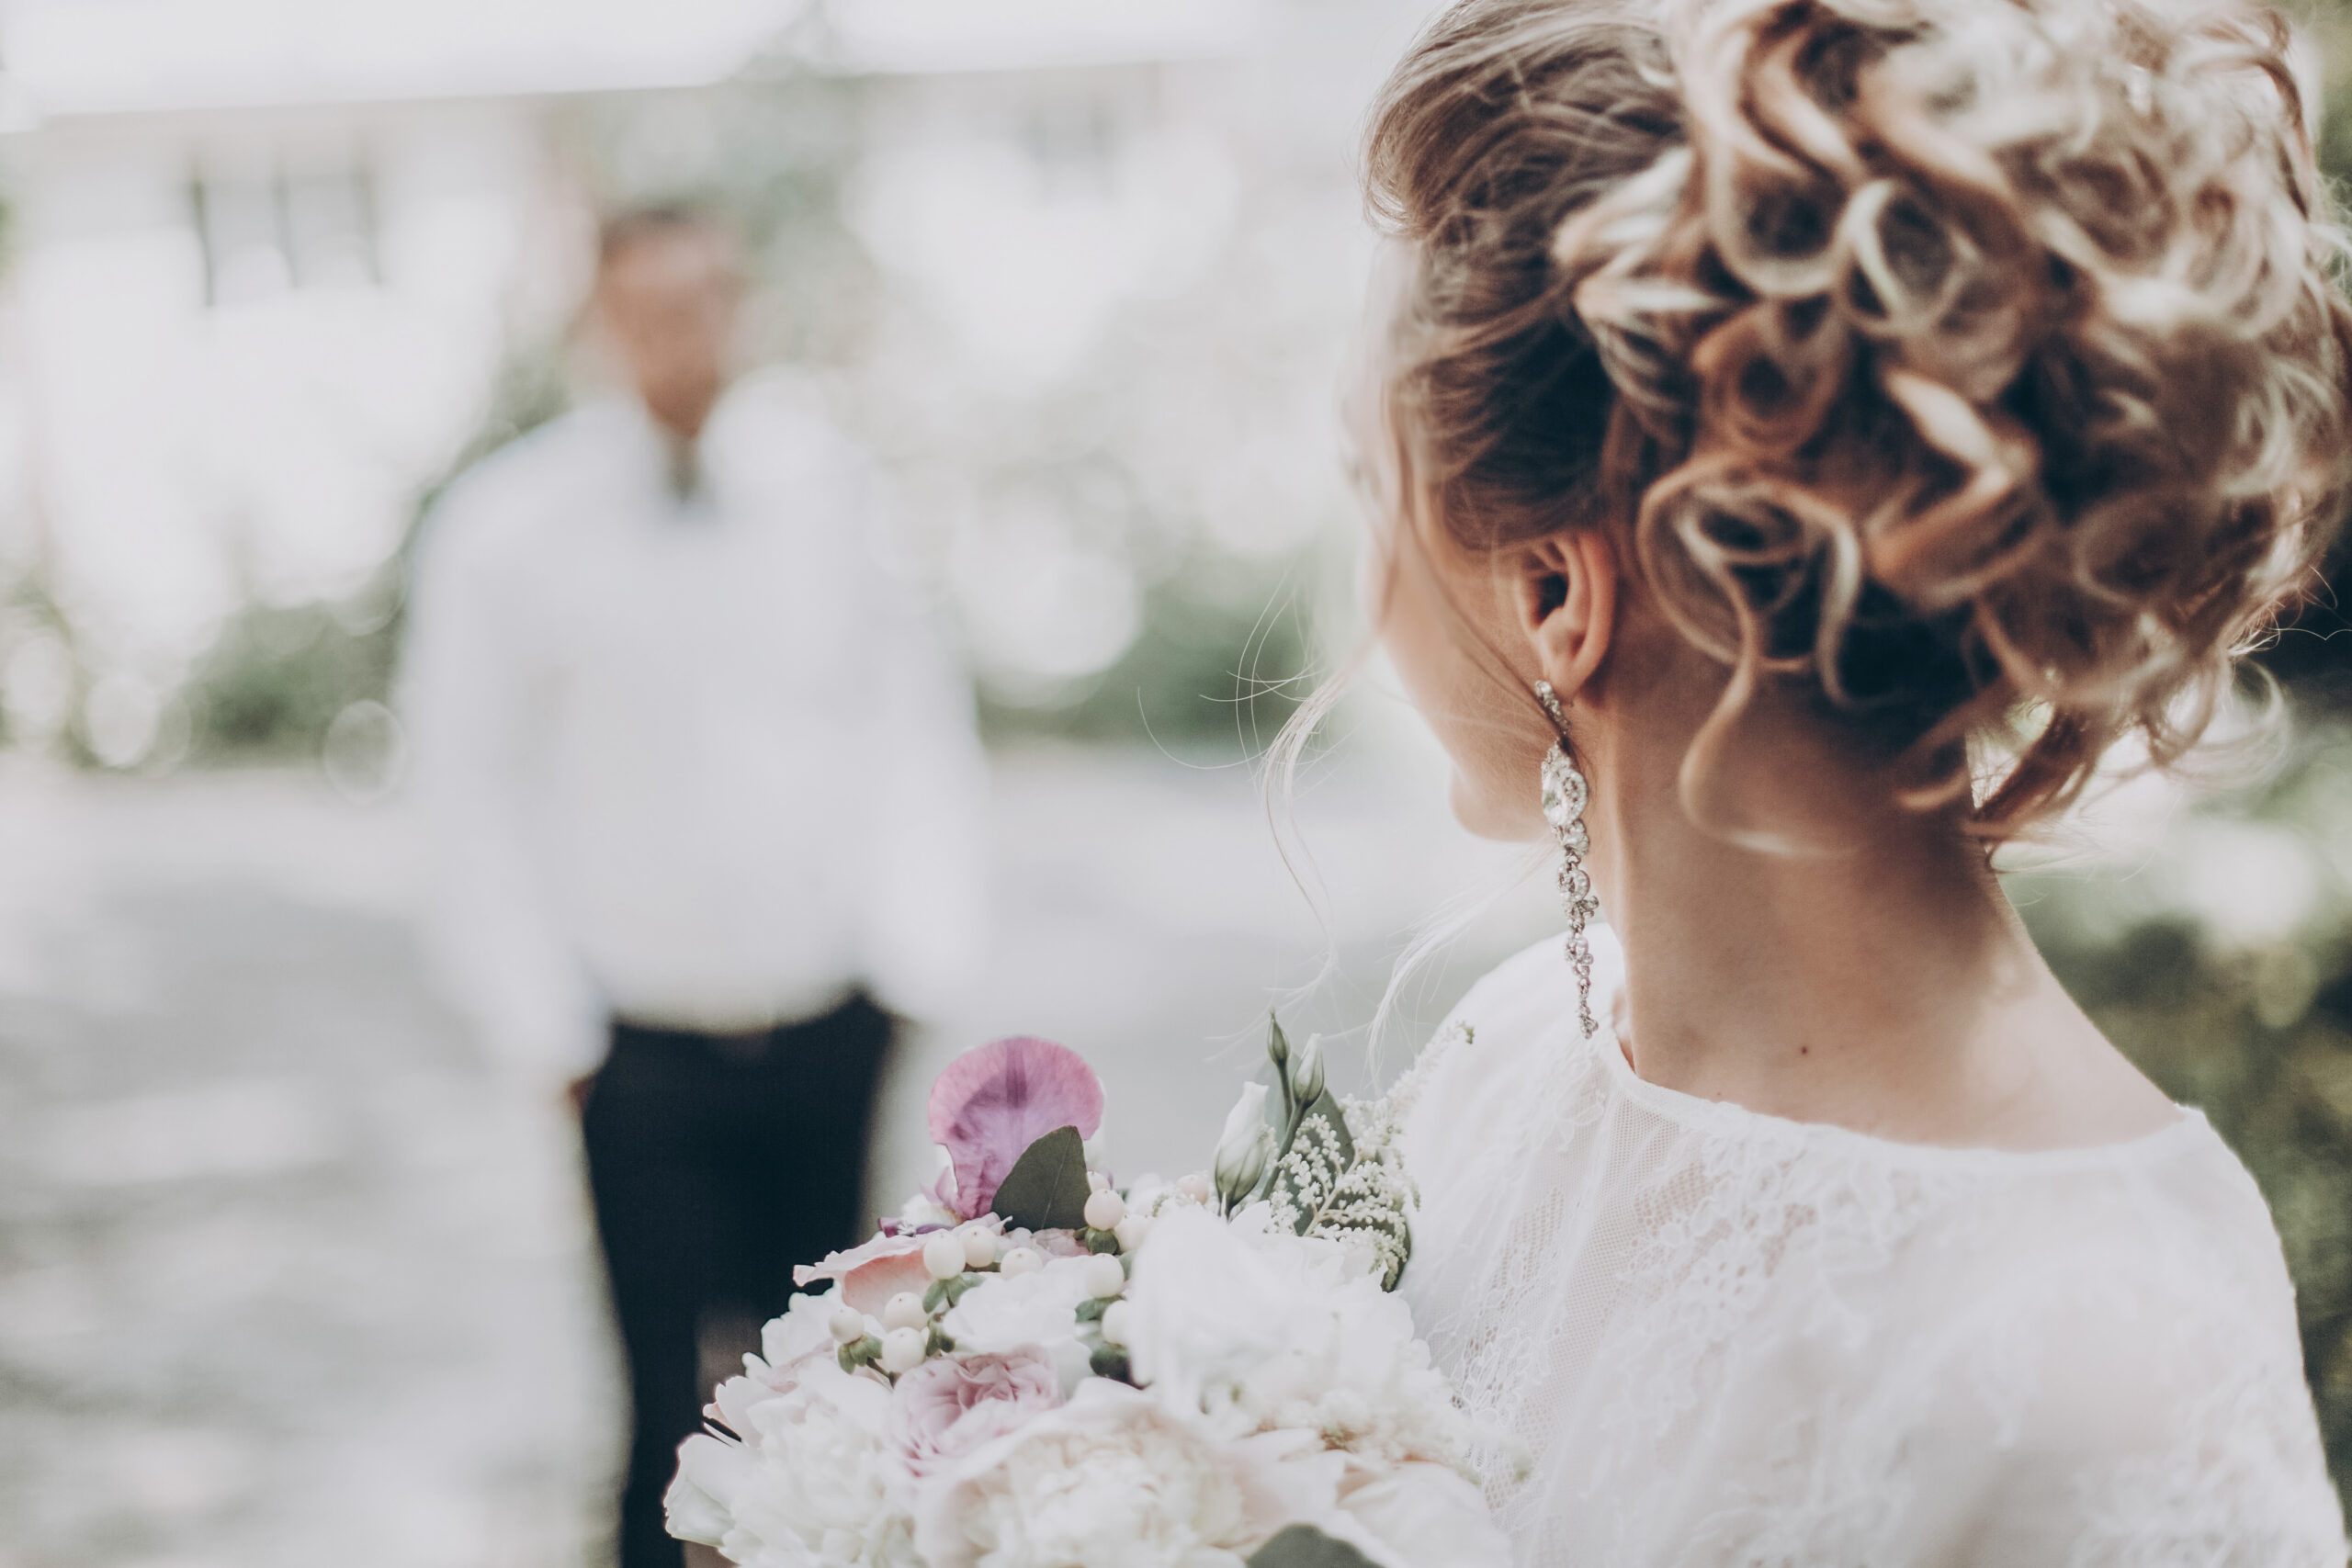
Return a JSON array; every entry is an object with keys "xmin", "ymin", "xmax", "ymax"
[
  {"xmin": 1100, "ymin": 1299, "xmax": 1133, "ymax": 1348},
  {"xmin": 881, "ymin": 1292, "xmax": 927, "ymax": 1332},
  {"xmin": 961, "ymin": 1227, "xmax": 998, "ymax": 1269},
  {"xmin": 998, "ymin": 1246, "xmax": 1045, "ymax": 1279},
  {"xmin": 879, "ymin": 1326, "xmax": 927, "ymax": 1375},
  {"xmin": 828, "ymin": 1305, "xmax": 865, "ymax": 1345},
  {"xmin": 1176, "ymin": 1173, "xmax": 1213, "ymax": 1204},
  {"xmin": 1083, "ymin": 1190, "xmax": 1126, "ymax": 1231},
  {"xmin": 1114, "ymin": 1213, "xmax": 1151, "ymax": 1252},
  {"xmin": 922, "ymin": 1232, "xmax": 967, "ymax": 1280},
  {"xmin": 1081, "ymin": 1252, "xmax": 1126, "ymax": 1300}
]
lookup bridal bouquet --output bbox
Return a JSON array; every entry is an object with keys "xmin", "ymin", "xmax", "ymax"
[{"xmin": 664, "ymin": 1021, "xmax": 1511, "ymax": 1568}]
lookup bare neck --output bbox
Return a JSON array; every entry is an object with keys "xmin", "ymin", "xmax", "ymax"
[{"xmin": 1585, "ymin": 700, "xmax": 2175, "ymax": 1152}]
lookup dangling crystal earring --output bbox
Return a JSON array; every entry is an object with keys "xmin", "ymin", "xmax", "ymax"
[{"xmin": 1534, "ymin": 681, "xmax": 1600, "ymax": 1038}]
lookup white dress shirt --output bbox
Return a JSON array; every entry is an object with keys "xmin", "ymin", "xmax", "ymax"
[{"xmin": 401, "ymin": 378, "xmax": 988, "ymax": 1082}]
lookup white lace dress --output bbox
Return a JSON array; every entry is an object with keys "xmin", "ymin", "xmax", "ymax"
[{"xmin": 1399, "ymin": 931, "xmax": 2346, "ymax": 1566}]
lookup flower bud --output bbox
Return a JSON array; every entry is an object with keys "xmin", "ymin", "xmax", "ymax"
[
  {"xmin": 1212, "ymin": 1083, "xmax": 1273, "ymax": 1207},
  {"xmin": 1266, "ymin": 1014, "xmax": 1291, "ymax": 1071},
  {"xmin": 999, "ymin": 1245, "xmax": 1045, "ymax": 1279},
  {"xmin": 960, "ymin": 1227, "xmax": 998, "ymax": 1270},
  {"xmin": 828, "ymin": 1305, "xmax": 866, "ymax": 1345},
  {"xmin": 1083, "ymin": 1190, "xmax": 1126, "ymax": 1231},
  {"xmin": 1099, "ymin": 1299, "xmax": 1133, "ymax": 1348},
  {"xmin": 881, "ymin": 1292, "xmax": 927, "ymax": 1332},
  {"xmin": 1081, "ymin": 1252, "xmax": 1126, "ymax": 1300},
  {"xmin": 1114, "ymin": 1213, "xmax": 1151, "ymax": 1253},
  {"xmin": 879, "ymin": 1326, "xmax": 927, "ymax": 1375},
  {"xmin": 1287, "ymin": 1032, "xmax": 1326, "ymax": 1109},
  {"xmin": 922, "ymin": 1232, "xmax": 967, "ymax": 1280}
]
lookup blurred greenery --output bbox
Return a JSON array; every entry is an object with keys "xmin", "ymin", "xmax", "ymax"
[
  {"xmin": 2017, "ymin": 721, "xmax": 2352, "ymax": 1489},
  {"xmin": 181, "ymin": 339, "xmax": 573, "ymax": 765},
  {"xmin": 974, "ymin": 553, "xmax": 1312, "ymax": 750},
  {"xmin": 187, "ymin": 599, "xmax": 400, "ymax": 761}
]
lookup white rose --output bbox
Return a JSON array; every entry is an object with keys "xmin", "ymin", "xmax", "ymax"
[
  {"xmin": 940, "ymin": 1255, "xmax": 1097, "ymax": 1393},
  {"xmin": 1125, "ymin": 1206, "xmax": 1475, "ymax": 1467},
  {"xmin": 911, "ymin": 1380, "xmax": 1341, "ymax": 1568},
  {"xmin": 1332, "ymin": 1461, "xmax": 1513, "ymax": 1568},
  {"xmin": 761, "ymin": 1289, "xmax": 848, "ymax": 1370},
  {"xmin": 663, "ymin": 1431, "xmax": 746, "ymax": 1548},
  {"xmin": 663, "ymin": 1353, "xmax": 922, "ymax": 1567}
]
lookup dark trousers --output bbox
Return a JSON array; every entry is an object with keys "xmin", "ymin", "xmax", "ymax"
[{"xmin": 582, "ymin": 991, "xmax": 894, "ymax": 1568}]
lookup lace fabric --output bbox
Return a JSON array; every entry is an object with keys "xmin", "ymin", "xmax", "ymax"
[{"xmin": 1399, "ymin": 931, "xmax": 2348, "ymax": 1566}]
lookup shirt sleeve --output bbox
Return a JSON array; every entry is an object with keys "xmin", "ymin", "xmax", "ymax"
[{"xmin": 398, "ymin": 468, "xmax": 608, "ymax": 1084}]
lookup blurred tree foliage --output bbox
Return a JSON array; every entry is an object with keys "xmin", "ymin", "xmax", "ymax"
[
  {"xmin": 2019, "ymin": 723, "xmax": 2352, "ymax": 1491},
  {"xmin": 181, "ymin": 343, "xmax": 571, "ymax": 763},
  {"xmin": 188, "ymin": 599, "xmax": 400, "ymax": 761},
  {"xmin": 976, "ymin": 554, "xmax": 1312, "ymax": 750}
]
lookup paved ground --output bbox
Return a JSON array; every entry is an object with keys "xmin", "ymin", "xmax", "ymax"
[{"xmin": 0, "ymin": 743, "xmax": 1554, "ymax": 1568}]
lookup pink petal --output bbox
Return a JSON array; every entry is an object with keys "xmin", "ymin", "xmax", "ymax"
[
  {"xmin": 926, "ymin": 1037, "xmax": 1105, "ymax": 1221},
  {"xmin": 793, "ymin": 1231, "xmax": 937, "ymax": 1315}
]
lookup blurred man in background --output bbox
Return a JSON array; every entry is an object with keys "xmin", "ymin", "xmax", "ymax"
[{"xmin": 401, "ymin": 205, "xmax": 987, "ymax": 1568}]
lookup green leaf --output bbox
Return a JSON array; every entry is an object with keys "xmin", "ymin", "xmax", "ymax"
[
  {"xmin": 1378, "ymin": 1213, "xmax": 1412, "ymax": 1292},
  {"xmin": 925, "ymin": 1273, "xmax": 982, "ymax": 1314},
  {"xmin": 1247, "ymin": 1526, "xmax": 1385, "ymax": 1568},
  {"xmin": 991, "ymin": 1125, "xmax": 1091, "ymax": 1233}
]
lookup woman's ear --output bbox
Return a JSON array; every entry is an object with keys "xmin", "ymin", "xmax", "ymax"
[{"xmin": 1513, "ymin": 529, "xmax": 1617, "ymax": 700}]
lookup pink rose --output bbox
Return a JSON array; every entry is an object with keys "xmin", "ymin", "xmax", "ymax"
[
  {"xmin": 793, "ymin": 1231, "xmax": 936, "ymax": 1315},
  {"xmin": 888, "ymin": 1347, "xmax": 1063, "ymax": 1477}
]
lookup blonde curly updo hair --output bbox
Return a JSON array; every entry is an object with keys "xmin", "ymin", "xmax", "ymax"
[{"xmin": 1369, "ymin": 0, "xmax": 2352, "ymax": 837}]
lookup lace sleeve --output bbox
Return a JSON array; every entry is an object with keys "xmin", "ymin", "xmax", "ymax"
[
  {"xmin": 1386, "ymin": 931, "xmax": 2340, "ymax": 1567},
  {"xmin": 1905, "ymin": 1250, "xmax": 2346, "ymax": 1567}
]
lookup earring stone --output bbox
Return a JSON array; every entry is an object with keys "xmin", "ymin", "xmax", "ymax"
[{"xmin": 1535, "ymin": 681, "xmax": 1600, "ymax": 1038}]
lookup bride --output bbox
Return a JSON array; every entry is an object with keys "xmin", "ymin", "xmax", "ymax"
[{"xmin": 1343, "ymin": 0, "xmax": 2352, "ymax": 1560}]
